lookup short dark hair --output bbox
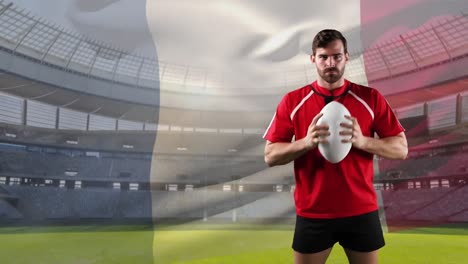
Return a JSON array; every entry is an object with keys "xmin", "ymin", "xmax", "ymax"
[{"xmin": 312, "ymin": 29, "xmax": 348, "ymax": 55}]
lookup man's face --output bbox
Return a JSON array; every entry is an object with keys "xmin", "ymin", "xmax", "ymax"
[{"xmin": 311, "ymin": 40, "xmax": 349, "ymax": 84}]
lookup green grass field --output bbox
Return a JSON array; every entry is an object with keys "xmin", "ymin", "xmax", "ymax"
[{"xmin": 0, "ymin": 223, "xmax": 467, "ymax": 264}]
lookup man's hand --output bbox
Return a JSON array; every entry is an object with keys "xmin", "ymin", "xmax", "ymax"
[
  {"xmin": 264, "ymin": 113, "xmax": 331, "ymax": 167},
  {"xmin": 339, "ymin": 115, "xmax": 408, "ymax": 159},
  {"xmin": 304, "ymin": 113, "xmax": 331, "ymax": 150},
  {"xmin": 339, "ymin": 115, "xmax": 367, "ymax": 149}
]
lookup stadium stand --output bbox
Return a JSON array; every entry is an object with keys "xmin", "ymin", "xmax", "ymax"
[{"xmin": 0, "ymin": 2, "xmax": 467, "ymax": 226}]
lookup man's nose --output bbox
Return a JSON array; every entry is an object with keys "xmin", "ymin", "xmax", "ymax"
[{"xmin": 325, "ymin": 57, "xmax": 336, "ymax": 67}]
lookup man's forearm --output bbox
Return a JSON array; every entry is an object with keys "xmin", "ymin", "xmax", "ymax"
[
  {"xmin": 264, "ymin": 139, "xmax": 311, "ymax": 167},
  {"xmin": 361, "ymin": 135, "xmax": 408, "ymax": 160}
]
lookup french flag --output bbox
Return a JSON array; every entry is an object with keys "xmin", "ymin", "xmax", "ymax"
[{"xmin": 7, "ymin": 0, "xmax": 468, "ymax": 262}]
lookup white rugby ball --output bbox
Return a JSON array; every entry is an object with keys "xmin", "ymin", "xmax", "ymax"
[{"xmin": 316, "ymin": 101, "xmax": 352, "ymax": 163}]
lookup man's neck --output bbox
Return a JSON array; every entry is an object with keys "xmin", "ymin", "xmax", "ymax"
[{"xmin": 316, "ymin": 78, "xmax": 345, "ymax": 90}]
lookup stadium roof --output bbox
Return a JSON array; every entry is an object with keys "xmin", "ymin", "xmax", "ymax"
[{"xmin": 0, "ymin": 1, "xmax": 467, "ymax": 118}]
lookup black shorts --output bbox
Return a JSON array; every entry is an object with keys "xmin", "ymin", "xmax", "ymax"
[{"xmin": 292, "ymin": 210, "xmax": 385, "ymax": 254}]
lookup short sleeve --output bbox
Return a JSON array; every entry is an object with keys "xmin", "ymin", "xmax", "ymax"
[
  {"xmin": 373, "ymin": 89, "xmax": 405, "ymax": 138},
  {"xmin": 263, "ymin": 94, "xmax": 295, "ymax": 143}
]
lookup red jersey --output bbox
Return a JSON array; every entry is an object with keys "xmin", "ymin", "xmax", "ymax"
[{"xmin": 263, "ymin": 79, "xmax": 404, "ymax": 218}]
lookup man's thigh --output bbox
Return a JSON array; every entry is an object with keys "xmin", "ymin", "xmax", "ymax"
[
  {"xmin": 338, "ymin": 210, "xmax": 385, "ymax": 252},
  {"xmin": 292, "ymin": 215, "xmax": 338, "ymax": 254}
]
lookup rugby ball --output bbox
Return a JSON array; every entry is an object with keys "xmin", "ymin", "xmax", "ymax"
[{"xmin": 316, "ymin": 101, "xmax": 352, "ymax": 163}]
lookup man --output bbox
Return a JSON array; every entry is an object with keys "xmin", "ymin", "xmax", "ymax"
[{"xmin": 263, "ymin": 29, "xmax": 408, "ymax": 264}]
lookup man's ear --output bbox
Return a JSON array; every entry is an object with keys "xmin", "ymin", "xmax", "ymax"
[{"xmin": 310, "ymin": 54, "xmax": 315, "ymax": 63}]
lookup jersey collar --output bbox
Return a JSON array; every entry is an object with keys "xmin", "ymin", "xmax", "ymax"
[{"xmin": 311, "ymin": 79, "xmax": 350, "ymax": 97}]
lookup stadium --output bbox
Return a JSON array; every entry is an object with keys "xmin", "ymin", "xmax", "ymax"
[{"xmin": 0, "ymin": 1, "xmax": 467, "ymax": 263}]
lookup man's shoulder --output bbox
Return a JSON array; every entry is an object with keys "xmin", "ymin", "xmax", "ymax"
[
  {"xmin": 275, "ymin": 84, "xmax": 313, "ymax": 112},
  {"xmin": 349, "ymin": 81, "xmax": 381, "ymax": 98},
  {"xmin": 285, "ymin": 84, "xmax": 313, "ymax": 100},
  {"xmin": 350, "ymin": 81, "xmax": 373, "ymax": 92}
]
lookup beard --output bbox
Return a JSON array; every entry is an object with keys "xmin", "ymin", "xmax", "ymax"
[{"xmin": 318, "ymin": 66, "xmax": 345, "ymax": 84}]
